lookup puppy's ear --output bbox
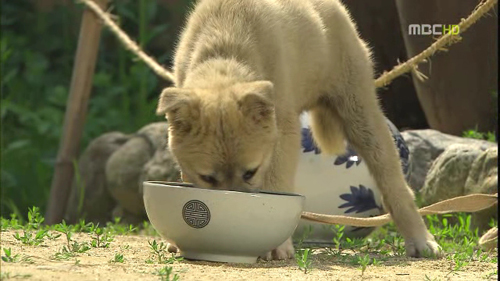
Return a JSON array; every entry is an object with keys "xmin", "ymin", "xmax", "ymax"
[
  {"xmin": 236, "ymin": 81, "xmax": 275, "ymax": 123},
  {"xmin": 156, "ymin": 87, "xmax": 200, "ymax": 134},
  {"xmin": 156, "ymin": 87, "xmax": 195, "ymax": 115}
]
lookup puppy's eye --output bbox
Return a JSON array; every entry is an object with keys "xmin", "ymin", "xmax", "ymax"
[
  {"xmin": 199, "ymin": 174, "xmax": 217, "ymax": 185},
  {"xmin": 242, "ymin": 168, "xmax": 258, "ymax": 181}
]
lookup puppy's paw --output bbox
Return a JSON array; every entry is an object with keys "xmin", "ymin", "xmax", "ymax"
[
  {"xmin": 259, "ymin": 238, "xmax": 294, "ymax": 261},
  {"xmin": 405, "ymin": 233, "xmax": 443, "ymax": 258},
  {"xmin": 167, "ymin": 243, "xmax": 178, "ymax": 253}
]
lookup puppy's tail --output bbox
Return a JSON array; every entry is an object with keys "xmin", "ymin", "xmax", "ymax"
[{"xmin": 309, "ymin": 100, "xmax": 347, "ymax": 156}]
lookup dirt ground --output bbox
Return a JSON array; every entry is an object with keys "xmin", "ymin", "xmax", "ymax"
[{"xmin": 1, "ymin": 230, "xmax": 497, "ymax": 281}]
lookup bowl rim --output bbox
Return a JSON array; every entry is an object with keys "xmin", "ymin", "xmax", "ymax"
[{"xmin": 143, "ymin": 181, "xmax": 305, "ymax": 198}]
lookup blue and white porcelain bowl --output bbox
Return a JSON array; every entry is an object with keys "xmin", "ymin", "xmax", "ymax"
[{"xmin": 293, "ymin": 113, "xmax": 411, "ymax": 244}]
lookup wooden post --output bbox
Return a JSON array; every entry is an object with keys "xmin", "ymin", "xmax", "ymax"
[{"xmin": 45, "ymin": 0, "xmax": 109, "ymax": 225}]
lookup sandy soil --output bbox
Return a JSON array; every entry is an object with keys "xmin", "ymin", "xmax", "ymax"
[{"xmin": 1, "ymin": 229, "xmax": 497, "ymax": 281}]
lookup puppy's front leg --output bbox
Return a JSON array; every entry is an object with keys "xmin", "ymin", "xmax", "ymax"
[
  {"xmin": 259, "ymin": 115, "xmax": 301, "ymax": 261},
  {"xmin": 260, "ymin": 237, "xmax": 294, "ymax": 260}
]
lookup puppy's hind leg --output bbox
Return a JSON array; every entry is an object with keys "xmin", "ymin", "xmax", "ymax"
[
  {"xmin": 309, "ymin": 104, "xmax": 347, "ymax": 156},
  {"xmin": 315, "ymin": 43, "xmax": 441, "ymax": 258}
]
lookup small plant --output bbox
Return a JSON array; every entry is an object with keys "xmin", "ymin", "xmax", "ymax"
[
  {"xmin": 445, "ymin": 252, "xmax": 470, "ymax": 277},
  {"xmin": 385, "ymin": 234, "xmax": 405, "ymax": 256},
  {"xmin": 111, "ymin": 253, "xmax": 125, "ymax": 263},
  {"xmin": 13, "ymin": 229, "xmax": 48, "ymax": 246},
  {"xmin": 105, "ymin": 217, "xmax": 138, "ymax": 235},
  {"xmin": 26, "ymin": 206, "xmax": 44, "ymax": 230},
  {"xmin": 51, "ymin": 220, "xmax": 91, "ymax": 260},
  {"xmin": 72, "ymin": 219, "xmax": 95, "ymax": 233},
  {"xmin": 146, "ymin": 240, "xmax": 184, "ymax": 264},
  {"xmin": 156, "ymin": 266, "xmax": 180, "ymax": 281},
  {"xmin": 53, "ymin": 240, "xmax": 90, "ymax": 261},
  {"xmin": 356, "ymin": 254, "xmax": 371, "ymax": 276},
  {"xmin": 149, "ymin": 240, "xmax": 167, "ymax": 263},
  {"xmin": 344, "ymin": 237, "xmax": 366, "ymax": 254},
  {"xmin": 1, "ymin": 214, "xmax": 22, "ymax": 231},
  {"xmin": 70, "ymin": 240, "xmax": 92, "ymax": 254},
  {"xmin": 9, "ymin": 207, "xmax": 48, "ymax": 246},
  {"xmin": 295, "ymin": 248, "xmax": 313, "ymax": 274},
  {"xmin": 462, "ymin": 127, "xmax": 496, "ymax": 142},
  {"xmin": 296, "ymin": 225, "xmax": 313, "ymax": 248},
  {"xmin": 54, "ymin": 220, "xmax": 74, "ymax": 248},
  {"xmin": 53, "ymin": 247, "xmax": 75, "ymax": 261},
  {"xmin": 2, "ymin": 248, "xmax": 19, "ymax": 262},
  {"xmin": 91, "ymin": 226, "xmax": 114, "ymax": 248},
  {"xmin": 331, "ymin": 224, "xmax": 345, "ymax": 254}
]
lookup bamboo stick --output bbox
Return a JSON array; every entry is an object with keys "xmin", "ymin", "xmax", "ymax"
[{"xmin": 45, "ymin": 0, "xmax": 109, "ymax": 224}]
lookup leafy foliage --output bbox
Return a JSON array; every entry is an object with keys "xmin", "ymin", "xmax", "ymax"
[{"xmin": 0, "ymin": 0, "xmax": 194, "ymax": 219}]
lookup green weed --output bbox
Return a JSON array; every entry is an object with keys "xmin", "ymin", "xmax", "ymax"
[
  {"xmin": 295, "ymin": 248, "xmax": 313, "ymax": 274},
  {"xmin": 147, "ymin": 240, "xmax": 183, "ymax": 264},
  {"xmin": 356, "ymin": 254, "xmax": 371, "ymax": 276},
  {"xmin": 155, "ymin": 266, "xmax": 180, "ymax": 281},
  {"xmin": 462, "ymin": 126, "xmax": 496, "ymax": 142},
  {"xmin": 1, "ymin": 0, "xmax": 189, "ymax": 220},
  {"xmin": 110, "ymin": 253, "xmax": 125, "ymax": 263},
  {"xmin": 2, "ymin": 248, "xmax": 19, "ymax": 262},
  {"xmin": 13, "ymin": 229, "xmax": 48, "ymax": 246}
]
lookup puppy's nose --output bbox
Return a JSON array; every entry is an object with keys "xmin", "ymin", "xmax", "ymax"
[
  {"xmin": 225, "ymin": 184, "xmax": 248, "ymax": 192},
  {"xmin": 223, "ymin": 180, "xmax": 250, "ymax": 192}
]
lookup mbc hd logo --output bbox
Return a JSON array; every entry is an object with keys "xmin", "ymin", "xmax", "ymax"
[{"xmin": 408, "ymin": 24, "xmax": 460, "ymax": 36}]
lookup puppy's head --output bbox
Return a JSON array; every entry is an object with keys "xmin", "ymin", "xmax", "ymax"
[{"xmin": 156, "ymin": 81, "xmax": 277, "ymax": 192}]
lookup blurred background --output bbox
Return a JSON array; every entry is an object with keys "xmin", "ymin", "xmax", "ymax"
[{"xmin": 1, "ymin": 0, "xmax": 497, "ymax": 221}]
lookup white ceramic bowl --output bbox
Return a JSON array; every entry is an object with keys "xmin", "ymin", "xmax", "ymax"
[
  {"xmin": 143, "ymin": 181, "xmax": 305, "ymax": 263},
  {"xmin": 293, "ymin": 113, "xmax": 411, "ymax": 245}
]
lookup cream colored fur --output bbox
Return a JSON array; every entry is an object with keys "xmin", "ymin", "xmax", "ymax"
[{"xmin": 157, "ymin": 0, "xmax": 442, "ymax": 260}]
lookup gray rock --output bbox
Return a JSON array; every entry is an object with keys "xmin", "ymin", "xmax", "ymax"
[
  {"xmin": 139, "ymin": 147, "xmax": 181, "ymax": 194},
  {"xmin": 465, "ymin": 146, "xmax": 498, "ymax": 195},
  {"xmin": 105, "ymin": 122, "xmax": 180, "ymax": 216},
  {"xmin": 421, "ymin": 144, "xmax": 484, "ymax": 205},
  {"xmin": 137, "ymin": 122, "xmax": 170, "ymax": 150},
  {"xmin": 136, "ymin": 122, "xmax": 181, "ymax": 194},
  {"xmin": 106, "ymin": 136, "xmax": 153, "ymax": 215},
  {"xmin": 64, "ymin": 132, "xmax": 131, "ymax": 224},
  {"xmin": 111, "ymin": 204, "xmax": 148, "ymax": 226},
  {"xmin": 464, "ymin": 147, "xmax": 498, "ymax": 232},
  {"xmin": 401, "ymin": 129, "xmax": 494, "ymax": 191}
]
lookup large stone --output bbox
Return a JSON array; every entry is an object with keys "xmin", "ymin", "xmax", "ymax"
[
  {"xmin": 64, "ymin": 132, "xmax": 131, "ymax": 224},
  {"xmin": 136, "ymin": 122, "xmax": 181, "ymax": 193},
  {"xmin": 421, "ymin": 144, "xmax": 484, "ymax": 205},
  {"xmin": 105, "ymin": 122, "xmax": 179, "ymax": 217},
  {"xmin": 465, "ymin": 146, "xmax": 498, "ymax": 195},
  {"xmin": 106, "ymin": 137, "xmax": 152, "ymax": 216},
  {"xmin": 139, "ymin": 147, "xmax": 181, "ymax": 194},
  {"xmin": 401, "ymin": 129, "xmax": 494, "ymax": 191},
  {"xmin": 136, "ymin": 121, "xmax": 169, "ymax": 150},
  {"xmin": 464, "ymin": 147, "xmax": 498, "ymax": 232}
]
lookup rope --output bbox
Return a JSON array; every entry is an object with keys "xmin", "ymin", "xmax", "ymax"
[
  {"xmin": 301, "ymin": 193, "xmax": 498, "ymax": 227},
  {"xmin": 374, "ymin": 0, "xmax": 498, "ymax": 88},
  {"xmin": 77, "ymin": 0, "xmax": 175, "ymax": 82},
  {"xmin": 78, "ymin": 0, "xmax": 497, "ymax": 89},
  {"xmin": 301, "ymin": 193, "xmax": 498, "ymax": 250}
]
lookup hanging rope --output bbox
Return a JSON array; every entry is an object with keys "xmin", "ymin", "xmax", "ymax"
[{"xmin": 78, "ymin": 0, "xmax": 497, "ymax": 88}]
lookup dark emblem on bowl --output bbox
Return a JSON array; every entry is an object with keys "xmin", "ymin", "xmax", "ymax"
[{"xmin": 182, "ymin": 200, "xmax": 211, "ymax": 229}]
